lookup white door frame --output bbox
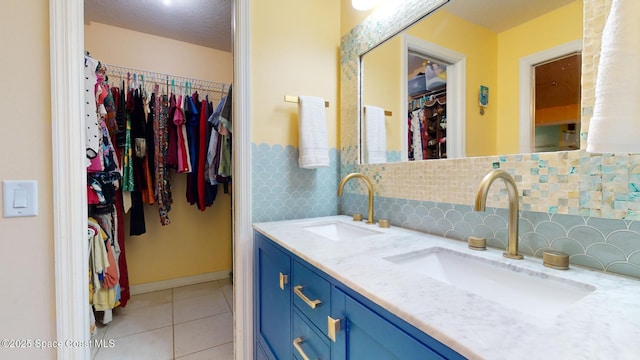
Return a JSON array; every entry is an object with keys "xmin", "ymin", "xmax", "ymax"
[
  {"xmin": 518, "ymin": 39, "xmax": 583, "ymax": 153},
  {"xmin": 50, "ymin": 1, "xmax": 91, "ymax": 358},
  {"xmin": 402, "ymin": 34, "xmax": 466, "ymax": 159},
  {"xmin": 49, "ymin": 1, "xmax": 253, "ymax": 358},
  {"xmin": 232, "ymin": 0, "xmax": 254, "ymax": 359}
]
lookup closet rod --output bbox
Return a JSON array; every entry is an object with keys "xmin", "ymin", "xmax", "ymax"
[
  {"xmin": 102, "ymin": 64, "xmax": 230, "ymax": 94},
  {"xmin": 412, "ymin": 88, "xmax": 446, "ymax": 100}
]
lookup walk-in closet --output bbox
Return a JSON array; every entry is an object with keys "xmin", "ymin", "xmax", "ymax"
[
  {"xmin": 83, "ymin": 1, "xmax": 234, "ymax": 359},
  {"xmin": 407, "ymin": 53, "xmax": 448, "ymax": 160}
]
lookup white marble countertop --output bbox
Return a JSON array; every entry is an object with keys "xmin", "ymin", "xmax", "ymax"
[{"xmin": 253, "ymin": 215, "xmax": 640, "ymax": 360}]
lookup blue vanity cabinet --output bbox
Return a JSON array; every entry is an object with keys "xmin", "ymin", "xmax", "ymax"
[
  {"xmin": 255, "ymin": 230, "xmax": 465, "ymax": 360},
  {"xmin": 254, "ymin": 232, "xmax": 292, "ymax": 360}
]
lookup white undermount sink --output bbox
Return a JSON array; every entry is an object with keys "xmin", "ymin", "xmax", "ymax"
[
  {"xmin": 302, "ymin": 220, "xmax": 383, "ymax": 241},
  {"xmin": 384, "ymin": 247, "xmax": 596, "ymax": 325}
]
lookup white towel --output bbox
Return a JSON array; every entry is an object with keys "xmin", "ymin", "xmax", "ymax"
[
  {"xmin": 586, "ymin": 0, "xmax": 640, "ymax": 153},
  {"xmin": 363, "ymin": 105, "xmax": 387, "ymax": 164},
  {"xmin": 298, "ymin": 96, "xmax": 330, "ymax": 168}
]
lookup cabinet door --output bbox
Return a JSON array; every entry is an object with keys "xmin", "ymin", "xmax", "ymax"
[
  {"xmin": 255, "ymin": 233, "xmax": 292, "ymax": 360},
  {"xmin": 332, "ymin": 288, "xmax": 446, "ymax": 360}
]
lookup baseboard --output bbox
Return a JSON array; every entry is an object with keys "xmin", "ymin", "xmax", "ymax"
[{"xmin": 129, "ymin": 270, "xmax": 232, "ymax": 296}]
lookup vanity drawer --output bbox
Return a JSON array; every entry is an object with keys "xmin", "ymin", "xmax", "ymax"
[
  {"xmin": 293, "ymin": 309, "xmax": 330, "ymax": 360},
  {"xmin": 293, "ymin": 260, "xmax": 331, "ymax": 335}
]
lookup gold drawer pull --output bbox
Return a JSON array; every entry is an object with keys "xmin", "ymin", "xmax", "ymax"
[
  {"xmin": 327, "ymin": 316, "xmax": 341, "ymax": 342},
  {"xmin": 294, "ymin": 285, "xmax": 322, "ymax": 309},
  {"xmin": 293, "ymin": 337, "xmax": 315, "ymax": 360},
  {"xmin": 279, "ymin": 272, "xmax": 288, "ymax": 290}
]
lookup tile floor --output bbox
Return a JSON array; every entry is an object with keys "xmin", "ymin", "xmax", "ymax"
[{"xmin": 91, "ymin": 279, "xmax": 233, "ymax": 360}]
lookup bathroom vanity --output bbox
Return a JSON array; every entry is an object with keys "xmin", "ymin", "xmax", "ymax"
[
  {"xmin": 254, "ymin": 216, "xmax": 640, "ymax": 360},
  {"xmin": 254, "ymin": 229, "xmax": 463, "ymax": 359}
]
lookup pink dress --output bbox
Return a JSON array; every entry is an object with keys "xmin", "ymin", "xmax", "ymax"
[{"xmin": 174, "ymin": 95, "xmax": 191, "ymax": 173}]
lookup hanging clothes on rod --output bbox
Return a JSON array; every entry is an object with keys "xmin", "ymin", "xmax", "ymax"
[
  {"xmin": 99, "ymin": 63, "xmax": 232, "ymax": 227},
  {"xmin": 84, "ymin": 55, "xmax": 131, "ymax": 334},
  {"xmin": 83, "ymin": 51, "xmax": 232, "ymax": 335}
]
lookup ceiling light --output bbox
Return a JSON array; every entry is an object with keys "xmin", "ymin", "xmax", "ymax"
[
  {"xmin": 352, "ymin": 0, "xmax": 380, "ymax": 11},
  {"xmin": 162, "ymin": 0, "xmax": 171, "ymax": 6}
]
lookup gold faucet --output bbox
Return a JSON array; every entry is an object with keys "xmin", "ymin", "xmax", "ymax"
[
  {"xmin": 338, "ymin": 173, "xmax": 374, "ymax": 224},
  {"xmin": 474, "ymin": 169, "xmax": 523, "ymax": 260}
]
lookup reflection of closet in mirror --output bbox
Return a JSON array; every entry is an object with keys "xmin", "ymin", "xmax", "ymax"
[
  {"xmin": 407, "ymin": 53, "xmax": 449, "ymax": 160},
  {"xmin": 533, "ymin": 53, "xmax": 581, "ymax": 152},
  {"xmin": 400, "ymin": 34, "xmax": 466, "ymax": 163}
]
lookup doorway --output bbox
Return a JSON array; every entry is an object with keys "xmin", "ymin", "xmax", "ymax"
[
  {"xmin": 50, "ymin": 1, "xmax": 253, "ymax": 359},
  {"xmin": 403, "ymin": 34, "xmax": 466, "ymax": 160},
  {"xmin": 518, "ymin": 39, "xmax": 583, "ymax": 153},
  {"xmin": 533, "ymin": 53, "xmax": 581, "ymax": 152},
  {"xmin": 407, "ymin": 52, "xmax": 449, "ymax": 160}
]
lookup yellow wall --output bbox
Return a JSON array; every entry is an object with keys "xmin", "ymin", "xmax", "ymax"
[
  {"xmin": 0, "ymin": 1, "xmax": 56, "ymax": 358},
  {"xmin": 251, "ymin": 1, "xmax": 341, "ymax": 147},
  {"xmin": 341, "ymin": 0, "xmax": 375, "ymax": 36},
  {"xmin": 496, "ymin": 0, "xmax": 583, "ymax": 154},
  {"xmin": 85, "ymin": 22, "xmax": 233, "ymax": 84},
  {"xmin": 361, "ymin": 36, "xmax": 404, "ymax": 151},
  {"xmin": 85, "ymin": 22, "xmax": 233, "ymax": 285}
]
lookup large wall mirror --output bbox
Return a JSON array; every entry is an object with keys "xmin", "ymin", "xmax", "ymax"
[{"xmin": 358, "ymin": 0, "xmax": 583, "ymax": 164}]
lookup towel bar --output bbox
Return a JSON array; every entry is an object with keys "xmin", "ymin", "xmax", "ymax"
[
  {"xmin": 284, "ymin": 95, "xmax": 329, "ymax": 107},
  {"xmin": 363, "ymin": 107, "xmax": 392, "ymax": 116}
]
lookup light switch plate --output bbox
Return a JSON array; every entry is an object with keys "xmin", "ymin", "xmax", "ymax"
[{"xmin": 3, "ymin": 180, "xmax": 38, "ymax": 218}]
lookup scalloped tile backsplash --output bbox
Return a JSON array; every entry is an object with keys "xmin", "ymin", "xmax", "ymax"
[
  {"xmin": 252, "ymin": 143, "xmax": 640, "ymax": 279},
  {"xmin": 341, "ymin": 193, "xmax": 640, "ymax": 279},
  {"xmin": 252, "ymin": 143, "xmax": 339, "ymax": 222}
]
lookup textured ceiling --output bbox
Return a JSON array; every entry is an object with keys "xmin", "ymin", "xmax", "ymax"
[
  {"xmin": 84, "ymin": 0, "xmax": 233, "ymax": 52},
  {"xmin": 444, "ymin": 0, "xmax": 576, "ymax": 33}
]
